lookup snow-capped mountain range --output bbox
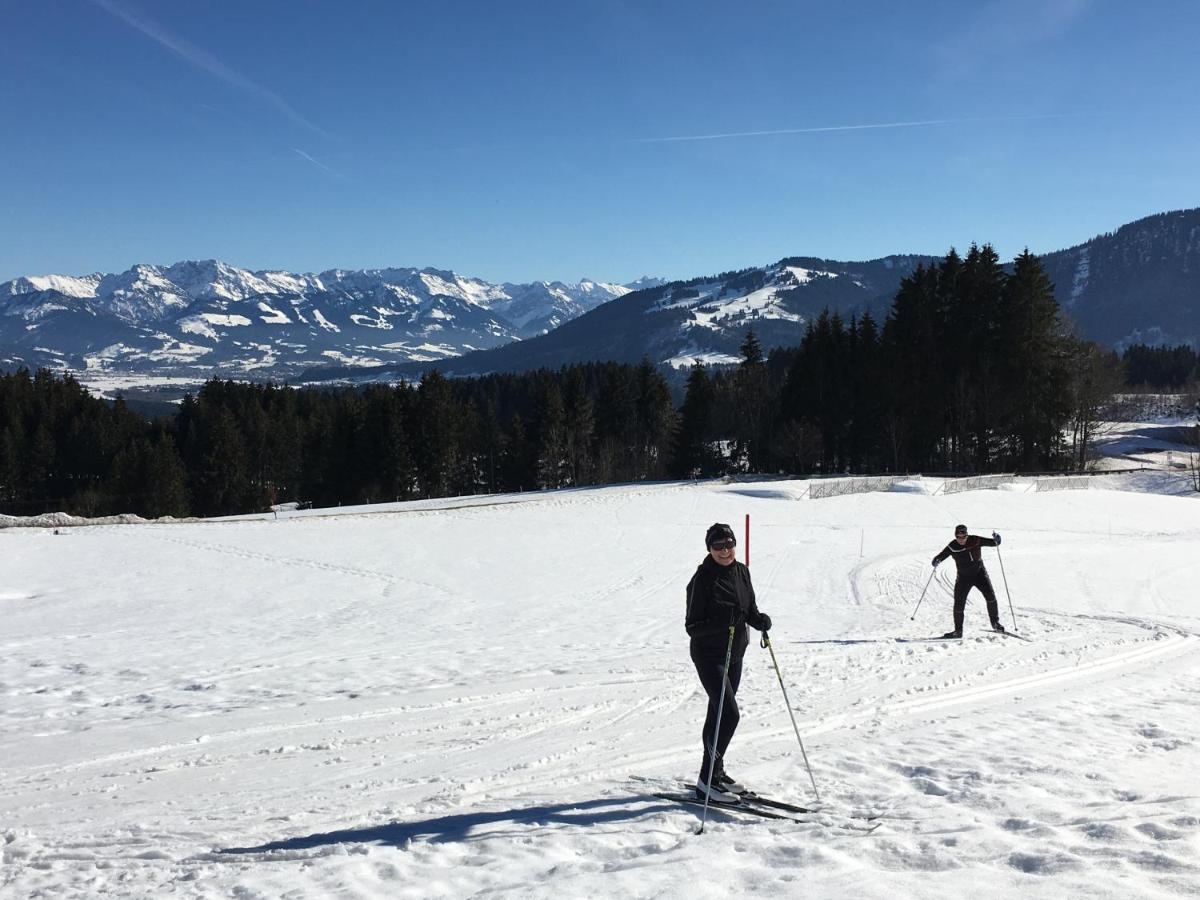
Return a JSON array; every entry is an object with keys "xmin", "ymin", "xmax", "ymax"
[
  {"xmin": 4, "ymin": 208, "xmax": 1198, "ymax": 390},
  {"xmin": 306, "ymin": 208, "xmax": 1200, "ymax": 386},
  {"xmin": 0, "ymin": 261, "xmax": 651, "ymax": 381},
  {"xmin": 306, "ymin": 255, "xmax": 933, "ymax": 383}
]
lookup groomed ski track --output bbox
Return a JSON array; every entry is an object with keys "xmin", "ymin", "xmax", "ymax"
[{"xmin": 3, "ymin": 477, "xmax": 1199, "ymax": 898}]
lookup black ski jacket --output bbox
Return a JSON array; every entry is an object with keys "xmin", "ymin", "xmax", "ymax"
[
  {"xmin": 932, "ymin": 534, "xmax": 997, "ymax": 577},
  {"xmin": 685, "ymin": 557, "xmax": 765, "ymax": 645}
]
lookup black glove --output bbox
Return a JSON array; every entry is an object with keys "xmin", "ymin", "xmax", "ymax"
[
  {"xmin": 750, "ymin": 612, "xmax": 772, "ymax": 633},
  {"xmin": 931, "ymin": 557, "xmax": 940, "ymax": 567},
  {"xmin": 992, "ymin": 531, "xmax": 1002, "ymax": 545}
]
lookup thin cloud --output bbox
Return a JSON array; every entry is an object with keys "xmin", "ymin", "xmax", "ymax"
[
  {"xmin": 90, "ymin": 0, "xmax": 328, "ymax": 139},
  {"xmin": 292, "ymin": 148, "xmax": 341, "ymax": 178},
  {"xmin": 934, "ymin": 0, "xmax": 1095, "ymax": 78},
  {"xmin": 624, "ymin": 113, "xmax": 1083, "ymax": 145}
]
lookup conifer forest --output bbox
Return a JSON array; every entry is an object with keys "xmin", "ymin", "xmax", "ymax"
[{"xmin": 2, "ymin": 247, "xmax": 1195, "ymax": 519}]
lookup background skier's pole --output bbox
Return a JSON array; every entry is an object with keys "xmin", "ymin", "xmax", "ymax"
[
  {"xmin": 996, "ymin": 545, "xmax": 1018, "ymax": 631},
  {"xmin": 762, "ymin": 634, "xmax": 821, "ymax": 804},
  {"xmin": 744, "ymin": 513, "xmax": 750, "ymax": 566},
  {"xmin": 697, "ymin": 618, "xmax": 738, "ymax": 835},
  {"xmin": 909, "ymin": 568, "xmax": 936, "ymax": 620}
]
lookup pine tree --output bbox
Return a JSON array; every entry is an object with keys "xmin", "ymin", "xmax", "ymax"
[
  {"xmin": 740, "ymin": 330, "xmax": 764, "ymax": 366},
  {"xmin": 415, "ymin": 371, "xmax": 460, "ymax": 498},
  {"xmin": 732, "ymin": 330, "xmax": 770, "ymax": 471},
  {"xmin": 0, "ymin": 425, "xmax": 22, "ymax": 508},
  {"xmin": 999, "ymin": 249, "xmax": 1070, "ymax": 469},
  {"xmin": 535, "ymin": 379, "xmax": 568, "ymax": 489},
  {"xmin": 144, "ymin": 433, "xmax": 190, "ymax": 517},
  {"xmin": 563, "ymin": 367, "xmax": 595, "ymax": 486},
  {"xmin": 193, "ymin": 407, "xmax": 253, "ymax": 516},
  {"xmin": 594, "ymin": 364, "xmax": 638, "ymax": 482},
  {"xmin": 501, "ymin": 412, "xmax": 536, "ymax": 490},
  {"xmin": 881, "ymin": 264, "xmax": 943, "ymax": 471},
  {"xmin": 672, "ymin": 363, "xmax": 716, "ymax": 477},
  {"xmin": 957, "ymin": 244, "xmax": 1006, "ymax": 469},
  {"xmin": 634, "ymin": 360, "xmax": 677, "ymax": 479}
]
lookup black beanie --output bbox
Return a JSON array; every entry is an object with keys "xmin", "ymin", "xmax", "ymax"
[{"xmin": 705, "ymin": 522, "xmax": 736, "ymax": 548}]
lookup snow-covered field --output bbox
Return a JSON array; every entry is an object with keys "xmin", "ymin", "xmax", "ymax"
[
  {"xmin": 3, "ymin": 476, "xmax": 1199, "ymax": 898},
  {"xmin": 1090, "ymin": 419, "xmax": 1198, "ymax": 475}
]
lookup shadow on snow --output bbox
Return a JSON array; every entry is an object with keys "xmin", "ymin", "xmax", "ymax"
[{"xmin": 219, "ymin": 796, "xmax": 693, "ymax": 855}]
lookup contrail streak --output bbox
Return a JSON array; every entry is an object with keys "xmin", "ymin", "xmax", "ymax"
[
  {"xmin": 91, "ymin": 0, "xmax": 329, "ymax": 139},
  {"xmin": 292, "ymin": 148, "xmax": 339, "ymax": 177},
  {"xmin": 625, "ymin": 113, "xmax": 1080, "ymax": 144}
]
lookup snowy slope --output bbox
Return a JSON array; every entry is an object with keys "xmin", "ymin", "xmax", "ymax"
[{"xmin": 2, "ymin": 477, "xmax": 1199, "ymax": 898}]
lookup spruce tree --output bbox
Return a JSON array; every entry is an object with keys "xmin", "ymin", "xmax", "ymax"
[
  {"xmin": 193, "ymin": 406, "xmax": 252, "ymax": 516},
  {"xmin": 881, "ymin": 264, "xmax": 943, "ymax": 471},
  {"xmin": 673, "ymin": 363, "xmax": 716, "ymax": 478},
  {"xmin": 563, "ymin": 367, "xmax": 595, "ymax": 486},
  {"xmin": 415, "ymin": 370, "xmax": 460, "ymax": 498},
  {"xmin": 957, "ymin": 244, "xmax": 1006, "ymax": 469},
  {"xmin": 634, "ymin": 360, "xmax": 677, "ymax": 479},
  {"xmin": 535, "ymin": 379, "xmax": 568, "ymax": 489},
  {"xmin": 732, "ymin": 330, "xmax": 770, "ymax": 471},
  {"xmin": 999, "ymin": 249, "xmax": 1069, "ymax": 469},
  {"xmin": 144, "ymin": 433, "xmax": 190, "ymax": 517}
]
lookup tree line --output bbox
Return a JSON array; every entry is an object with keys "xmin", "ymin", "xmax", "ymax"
[
  {"xmin": 1121, "ymin": 343, "xmax": 1199, "ymax": 389},
  {"xmin": 0, "ymin": 245, "xmax": 1192, "ymax": 519},
  {"xmin": 0, "ymin": 362, "xmax": 678, "ymax": 517},
  {"xmin": 678, "ymin": 246, "xmax": 1128, "ymax": 476}
]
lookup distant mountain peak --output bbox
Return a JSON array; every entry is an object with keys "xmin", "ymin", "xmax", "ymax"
[
  {"xmin": 5, "ymin": 209, "xmax": 1198, "ymax": 391},
  {"xmin": 0, "ymin": 259, "xmax": 639, "ymax": 383}
]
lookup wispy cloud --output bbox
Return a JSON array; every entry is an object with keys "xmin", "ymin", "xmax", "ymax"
[
  {"xmin": 292, "ymin": 148, "xmax": 341, "ymax": 178},
  {"xmin": 933, "ymin": 0, "xmax": 1095, "ymax": 79},
  {"xmin": 623, "ymin": 113, "xmax": 1083, "ymax": 145},
  {"xmin": 90, "ymin": 0, "xmax": 329, "ymax": 139}
]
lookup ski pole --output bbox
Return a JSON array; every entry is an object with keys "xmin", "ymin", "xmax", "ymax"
[
  {"xmin": 762, "ymin": 634, "xmax": 821, "ymax": 804},
  {"xmin": 909, "ymin": 568, "xmax": 936, "ymax": 620},
  {"xmin": 697, "ymin": 618, "xmax": 738, "ymax": 835},
  {"xmin": 995, "ymin": 545, "xmax": 1018, "ymax": 631}
]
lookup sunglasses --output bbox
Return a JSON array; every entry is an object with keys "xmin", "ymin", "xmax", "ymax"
[
  {"xmin": 955, "ymin": 532, "xmax": 968, "ymax": 538},
  {"xmin": 710, "ymin": 539, "xmax": 736, "ymax": 551}
]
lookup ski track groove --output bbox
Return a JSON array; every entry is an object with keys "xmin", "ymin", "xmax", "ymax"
[
  {"xmin": 0, "ymin": 678, "xmax": 662, "ymax": 789},
  {"xmin": 141, "ymin": 532, "xmax": 453, "ymax": 599},
  {"xmin": 797, "ymin": 633, "xmax": 1195, "ymax": 736}
]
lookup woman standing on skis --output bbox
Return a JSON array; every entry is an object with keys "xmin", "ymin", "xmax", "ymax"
[{"xmin": 685, "ymin": 522, "xmax": 772, "ymax": 801}]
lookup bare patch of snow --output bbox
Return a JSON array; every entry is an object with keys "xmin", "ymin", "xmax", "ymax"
[{"xmin": 257, "ymin": 302, "xmax": 292, "ymax": 325}]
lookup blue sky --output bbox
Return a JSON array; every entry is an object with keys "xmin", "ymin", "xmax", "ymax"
[{"xmin": 2, "ymin": 0, "xmax": 1198, "ymax": 284}]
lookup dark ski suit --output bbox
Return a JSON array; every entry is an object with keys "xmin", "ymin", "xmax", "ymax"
[
  {"xmin": 932, "ymin": 534, "xmax": 1001, "ymax": 632},
  {"xmin": 685, "ymin": 556, "xmax": 768, "ymax": 771}
]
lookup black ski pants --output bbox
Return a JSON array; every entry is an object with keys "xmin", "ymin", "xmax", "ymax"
[
  {"xmin": 953, "ymin": 569, "xmax": 1000, "ymax": 631},
  {"xmin": 690, "ymin": 629, "xmax": 748, "ymax": 774}
]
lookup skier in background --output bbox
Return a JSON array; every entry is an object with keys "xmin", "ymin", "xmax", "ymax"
[
  {"xmin": 685, "ymin": 522, "xmax": 772, "ymax": 801},
  {"xmin": 932, "ymin": 524, "xmax": 1005, "ymax": 638}
]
